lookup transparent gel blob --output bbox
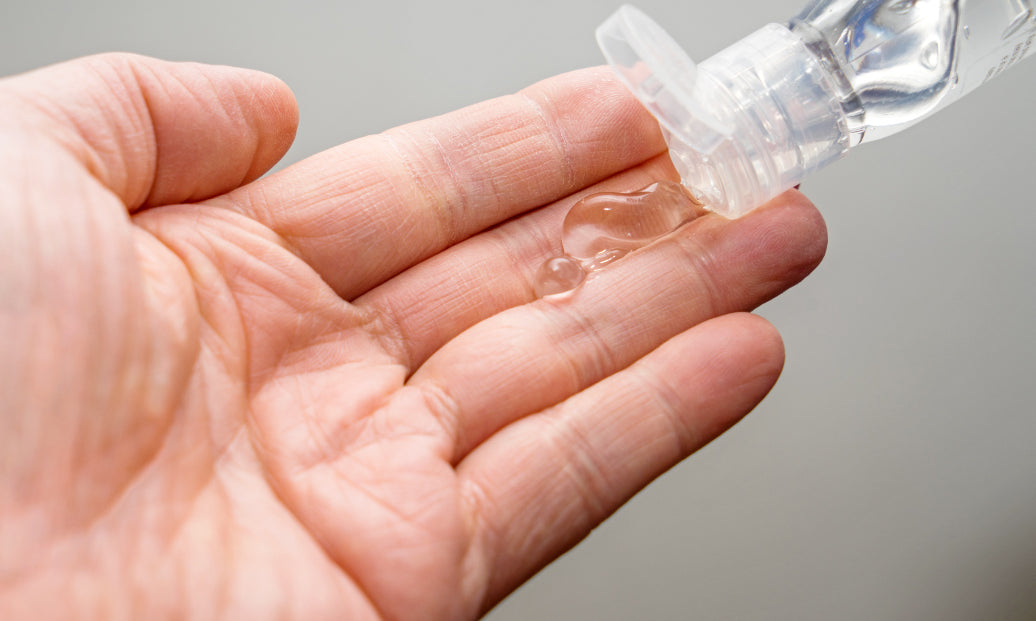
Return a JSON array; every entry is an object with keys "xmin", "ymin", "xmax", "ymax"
[{"xmin": 533, "ymin": 180, "xmax": 707, "ymax": 298}]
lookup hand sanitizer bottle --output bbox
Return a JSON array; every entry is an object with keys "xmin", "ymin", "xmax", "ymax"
[{"xmin": 597, "ymin": 1, "xmax": 1035, "ymax": 216}]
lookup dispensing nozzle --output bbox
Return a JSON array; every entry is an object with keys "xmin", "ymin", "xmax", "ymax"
[{"xmin": 597, "ymin": 5, "xmax": 852, "ymax": 217}]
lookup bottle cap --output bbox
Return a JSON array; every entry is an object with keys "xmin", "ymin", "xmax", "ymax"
[{"xmin": 597, "ymin": 5, "xmax": 850, "ymax": 216}]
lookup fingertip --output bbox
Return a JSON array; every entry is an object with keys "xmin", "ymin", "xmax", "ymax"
[
  {"xmin": 772, "ymin": 187, "xmax": 828, "ymax": 272},
  {"xmin": 236, "ymin": 68, "xmax": 299, "ymax": 184},
  {"xmin": 736, "ymin": 312, "xmax": 786, "ymax": 388},
  {"xmin": 626, "ymin": 312, "xmax": 787, "ymax": 449},
  {"xmin": 712, "ymin": 188, "xmax": 828, "ymax": 300},
  {"xmin": 5, "ymin": 52, "xmax": 303, "ymax": 207},
  {"xmin": 680, "ymin": 313, "xmax": 786, "ymax": 435},
  {"xmin": 174, "ymin": 61, "xmax": 300, "ymax": 187},
  {"xmin": 139, "ymin": 58, "xmax": 302, "ymax": 204}
]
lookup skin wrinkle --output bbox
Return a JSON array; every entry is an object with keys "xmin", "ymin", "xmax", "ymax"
[
  {"xmin": 360, "ymin": 299, "xmax": 427, "ymax": 373},
  {"xmin": 297, "ymin": 375, "xmax": 353, "ymax": 473},
  {"xmin": 455, "ymin": 475, "xmax": 498, "ymax": 614},
  {"xmin": 223, "ymin": 485, "xmax": 381, "ymax": 621},
  {"xmin": 470, "ymin": 414, "xmax": 611, "ymax": 609},
  {"xmin": 485, "ymin": 224, "xmax": 556, "ymax": 302},
  {"xmin": 257, "ymin": 314, "xmax": 375, "ymax": 380},
  {"xmin": 629, "ymin": 361, "xmax": 709, "ymax": 456},
  {"xmin": 423, "ymin": 128, "xmax": 472, "ymax": 247},
  {"xmin": 245, "ymin": 437, "xmax": 360, "ymax": 610},
  {"xmin": 160, "ymin": 63, "xmax": 261, "ymax": 199},
  {"xmin": 355, "ymin": 295, "xmax": 418, "ymax": 371},
  {"xmin": 77, "ymin": 82, "xmax": 124, "ymax": 191},
  {"xmin": 2, "ymin": 90, "xmax": 110, "ymax": 197},
  {"xmin": 544, "ymin": 301, "xmax": 622, "ymax": 389},
  {"xmin": 89, "ymin": 62, "xmax": 147, "ymax": 205},
  {"xmin": 256, "ymin": 311, "xmax": 312, "ymax": 385},
  {"xmin": 401, "ymin": 117, "xmax": 520, "ymax": 239},
  {"xmin": 414, "ymin": 380, "xmax": 467, "ymax": 465},
  {"xmin": 84, "ymin": 54, "xmax": 295, "ymax": 211},
  {"xmin": 190, "ymin": 68, "xmax": 266, "ymax": 198},
  {"xmin": 538, "ymin": 407, "xmax": 615, "ymax": 524},
  {"xmin": 279, "ymin": 395, "xmax": 378, "ymax": 476},
  {"xmin": 206, "ymin": 193, "xmax": 300, "ymax": 259},
  {"xmin": 257, "ymin": 369, "xmax": 367, "ymax": 475},
  {"xmin": 289, "ymin": 471, "xmax": 428, "ymax": 621},
  {"xmin": 85, "ymin": 56, "xmax": 158, "ymax": 208},
  {"xmin": 145, "ymin": 64, "xmax": 208, "ymax": 203},
  {"xmin": 129, "ymin": 224, "xmax": 202, "ymax": 377},
  {"xmin": 378, "ymin": 131, "xmax": 454, "ymax": 258},
  {"xmin": 716, "ymin": 341, "xmax": 783, "ymax": 403},
  {"xmin": 353, "ymin": 207, "xmax": 562, "ymax": 372},
  {"xmin": 662, "ymin": 221, "xmax": 728, "ymax": 319},
  {"xmin": 375, "ymin": 85, "xmax": 592, "ymax": 271},
  {"xmin": 245, "ymin": 140, "xmax": 404, "ymax": 260},
  {"xmin": 516, "ymin": 91, "xmax": 575, "ymax": 192},
  {"xmin": 133, "ymin": 217, "xmax": 250, "ymax": 455},
  {"xmin": 238, "ymin": 104, "xmax": 275, "ymax": 189}
]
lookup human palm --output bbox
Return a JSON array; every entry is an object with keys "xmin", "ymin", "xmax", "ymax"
[{"xmin": 0, "ymin": 55, "xmax": 825, "ymax": 620}]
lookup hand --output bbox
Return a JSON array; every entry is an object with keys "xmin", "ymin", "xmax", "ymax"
[{"xmin": 0, "ymin": 54, "xmax": 825, "ymax": 620}]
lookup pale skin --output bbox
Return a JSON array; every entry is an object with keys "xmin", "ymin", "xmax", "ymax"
[{"xmin": 0, "ymin": 54, "xmax": 826, "ymax": 620}]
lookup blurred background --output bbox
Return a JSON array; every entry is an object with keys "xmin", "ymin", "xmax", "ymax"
[{"xmin": 2, "ymin": 0, "xmax": 1033, "ymax": 618}]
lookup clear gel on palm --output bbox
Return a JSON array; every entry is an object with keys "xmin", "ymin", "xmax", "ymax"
[
  {"xmin": 533, "ymin": 181, "xmax": 706, "ymax": 298},
  {"xmin": 597, "ymin": 0, "xmax": 1036, "ymax": 217}
]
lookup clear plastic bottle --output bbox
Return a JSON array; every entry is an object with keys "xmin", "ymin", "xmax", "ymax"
[{"xmin": 597, "ymin": 1, "xmax": 1036, "ymax": 217}]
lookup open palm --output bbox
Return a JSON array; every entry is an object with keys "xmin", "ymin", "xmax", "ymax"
[{"xmin": 0, "ymin": 55, "xmax": 825, "ymax": 620}]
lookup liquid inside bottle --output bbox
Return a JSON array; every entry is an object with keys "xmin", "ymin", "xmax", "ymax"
[
  {"xmin": 793, "ymin": 0, "xmax": 1036, "ymax": 143},
  {"xmin": 533, "ymin": 181, "xmax": 707, "ymax": 298}
]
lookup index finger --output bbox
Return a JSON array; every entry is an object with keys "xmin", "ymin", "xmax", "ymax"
[{"xmin": 219, "ymin": 67, "xmax": 667, "ymax": 299}]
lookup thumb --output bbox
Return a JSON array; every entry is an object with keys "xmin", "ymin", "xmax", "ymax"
[{"xmin": 0, "ymin": 52, "xmax": 299, "ymax": 209}]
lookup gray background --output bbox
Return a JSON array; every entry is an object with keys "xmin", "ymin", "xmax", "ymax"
[{"xmin": 2, "ymin": 0, "xmax": 1034, "ymax": 619}]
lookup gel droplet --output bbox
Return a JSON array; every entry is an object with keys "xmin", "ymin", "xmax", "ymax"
[
  {"xmin": 533, "ymin": 181, "xmax": 706, "ymax": 298},
  {"xmin": 533, "ymin": 256, "xmax": 586, "ymax": 298},
  {"xmin": 921, "ymin": 42, "xmax": 940, "ymax": 70}
]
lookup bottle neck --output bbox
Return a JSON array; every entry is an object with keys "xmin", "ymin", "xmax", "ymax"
[
  {"xmin": 788, "ymin": 19, "xmax": 869, "ymax": 147},
  {"xmin": 686, "ymin": 24, "xmax": 851, "ymax": 215}
]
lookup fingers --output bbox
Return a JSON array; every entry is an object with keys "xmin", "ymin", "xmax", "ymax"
[
  {"xmin": 457, "ymin": 313, "xmax": 785, "ymax": 610},
  {"xmin": 353, "ymin": 153, "xmax": 679, "ymax": 369},
  {"xmin": 222, "ymin": 66, "xmax": 667, "ymax": 299},
  {"xmin": 409, "ymin": 191, "xmax": 825, "ymax": 461},
  {"xmin": 0, "ymin": 53, "xmax": 298, "ymax": 209}
]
